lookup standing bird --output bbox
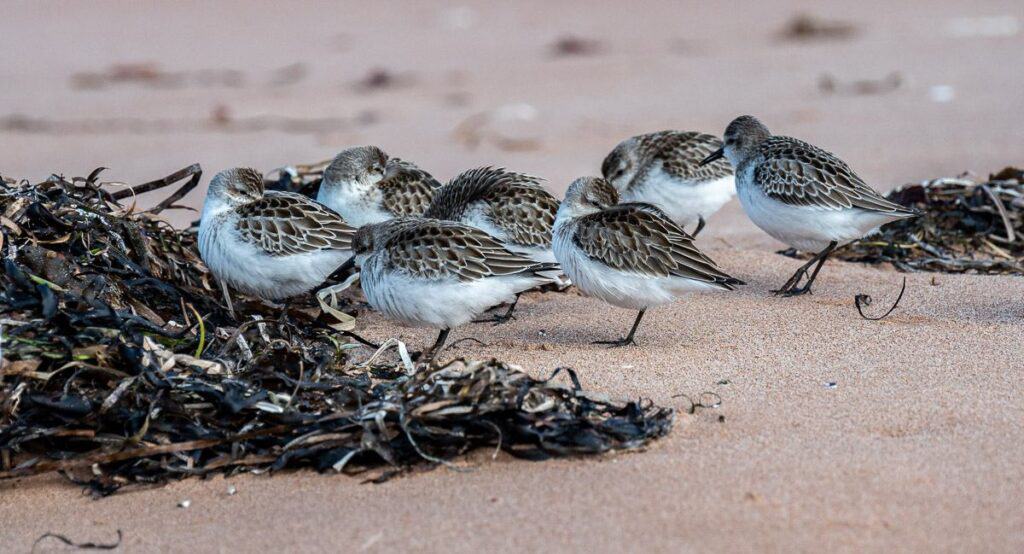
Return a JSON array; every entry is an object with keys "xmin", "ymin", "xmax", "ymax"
[
  {"xmin": 317, "ymin": 146, "xmax": 441, "ymax": 227},
  {"xmin": 424, "ymin": 167, "xmax": 561, "ymax": 323},
  {"xmin": 602, "ymin": 131, "xmax": 735, "ymax": 236},
  {"xmin": 553, "ymin": 177, "xmax": 743, "ymax": 347},
  {"xmin": 699, "ymin": 115, "xmax": 917, "ymax": 296},
  {"xmin": 198, "ymin": 168, "xmax": 356, "ymax": 318},
  {"xmin": 338, "ymin": 217, "xmax": 559, "ymax": 362}
]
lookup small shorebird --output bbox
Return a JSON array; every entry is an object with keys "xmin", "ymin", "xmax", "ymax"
[
  {"xmin": 699, "ymin": 115, "xmax": 917, "ymax": 296},
  {"xmin": 553, "ymin": 177, "xmax": 742, "ymax": 346},
  {"xmin": 339, "ymin": 217, "xmax": 559, "ymax": 362},
  {"xmin": 317, "ymin": 146, "xmax": 441, "ymax": 227},
  {"xmin": 424, "ymin": 167, "xmax": 560, "ymax": 323},
  {"xmin": 198, "ymin": 167, "xmax": 356, "ymax": 317},
  {"xmin": 602, "ymin": 131, "xmax": 734, "ymax": 236}
]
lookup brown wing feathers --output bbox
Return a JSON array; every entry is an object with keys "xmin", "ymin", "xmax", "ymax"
[
  {"xmin": 574, "ymin": 204, "xmax": 741, "ymax": 287},
  {"xmin": 382, "ymin": 220, "xmax": 553, "ymax": 282},
  {"xmin": 236, "ymin": 192, "xmax": 355, "ymax": 256},
  {"xmin": 757, "ymin": 137, "xmax": 916, "ymax": 215}
]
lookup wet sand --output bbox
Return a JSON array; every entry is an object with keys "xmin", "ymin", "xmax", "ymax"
[{"xmin": 2, "ymin": 1, "xmax": 1023, "ymax": 551}]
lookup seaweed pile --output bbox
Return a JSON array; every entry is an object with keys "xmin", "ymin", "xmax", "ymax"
[
  {"xmin": 790, "ymin": 168, "xmax": 1024, "ymax": 274},
  {"xmin": 0, "ymin": 166, "xmax": 673, "ymax": 495},
  {"xmin": 264, "ymin": 158, "xmax": 331, "ymax": 197}
]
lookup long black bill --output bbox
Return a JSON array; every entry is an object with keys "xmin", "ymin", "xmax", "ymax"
[{"xmin": 698, "ymin": 147, "xmax": 725, "ymax": 167}]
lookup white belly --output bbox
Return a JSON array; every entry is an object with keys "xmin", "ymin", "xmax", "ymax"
[
  {"xmin": 360, "ymin": 257, "xmax": 546, "ymax": 329},
  {"xmin": 736, "ymin": 166, "xmax": 905, "ymax": 252},
  {"xmin": 622, "ymin": 167, "xmax": 736, "ymax": 227},
  {"xmin": 552, "ymin": 222, "xmax": 720, "ymax": 311},
  {"xmin": 199, "ymin": 218, "xmax": 351, "ymax": 300}
]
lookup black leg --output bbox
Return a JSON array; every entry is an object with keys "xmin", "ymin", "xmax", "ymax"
[
  {"xmin": 473, "ymin": 294, "xmax": 520, "ymax": 325},
  {"xmin": 308, "ymin": 313, "xmax": 382, "ymax": 350},
  {"xmin": 419, "ymin": 328, "xmax": 451, "ymax": 364},
  {"xmin": 594, "ymin": 310, "xmax": 645, "ymax": 347},
  {"xmin": 774, "ymin": 241, "xmax": 839, "ymax": 297},
  {"xmin": 493, "ymin": 294, "xmax": 520, "ymax": 325},
  {"xmin": 691, "ymin": 216, "xmax": 706, "ymax": 237},
  {"xmin": 341, "ymin": 330, "xmax": 381, "ymax": 350}
]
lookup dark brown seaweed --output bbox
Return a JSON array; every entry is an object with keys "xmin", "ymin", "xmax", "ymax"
[{"xmin": 0, "ymin": 167, "xmax": 673, "ymax": 495}]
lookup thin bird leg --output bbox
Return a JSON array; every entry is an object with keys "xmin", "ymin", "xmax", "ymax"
[
  {"xmin": 419, "ymin": 328, "xmax": 451, "ymax": 364},
  {"xmin": 782, "ymin": 241, "xmax": 838, "ymax": 297},
  {"xmin": 691, "ymin": 216, "xmax": 707, "ymax": 237},
  {"xmin": 474, "ymin": 294, "xmax": 520, "ymax": 325},
  {"xmin": 220, "ymin": 279, "xmax": 237, "ymax": 321},
  {"xmin": 594, "ymin": 309, "xmax": 646, "ymax": 347},
  {"xmin": 772, "ymin": 243, "xmax": 836, "ymax": 295},
  {"xmin": 772, "ymin": 257, "xmax": 815, "ymax": 295}
]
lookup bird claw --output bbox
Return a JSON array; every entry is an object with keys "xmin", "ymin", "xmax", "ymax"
[
  {"xmin": 489, "ymin": 313, "xmax": 516, "ymax": 326},
  {"xmin": 592, "ymin": 337, "xmax": 638, "ymax": 348}
]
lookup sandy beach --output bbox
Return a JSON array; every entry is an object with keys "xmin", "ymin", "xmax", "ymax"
[{"xmin": 2, "ymin": 1, "xmax": 1023, "ymax": 551}]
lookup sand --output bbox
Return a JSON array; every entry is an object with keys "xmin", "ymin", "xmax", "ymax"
[{"xmin": 2, "ymin": 0, "xmax": 1023, "ymax": 551}]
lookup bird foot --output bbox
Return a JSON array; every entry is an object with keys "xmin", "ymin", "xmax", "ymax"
[
  {"xmin": 473, "ymin": 312, "xmax": 516, "ymax": 326},
  {"xmin": 772, "ymin": 285, "xmax": 813, "ymax": 297},
  {"xmin": 592, "ymin": 337, "xmax": 638, "ymax": 348}
]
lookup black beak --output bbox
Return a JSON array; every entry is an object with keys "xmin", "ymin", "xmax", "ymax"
[
  {"xmin": 698, "ymin": 148, "xmax": 725, "ymax": 167},
  {"xmin": 325, "ymin": 255, "xmax": 357, "ymax": 283},
  {"xmin": 337, "ymin": 255, "xmax": 356, "ymax": 275}
]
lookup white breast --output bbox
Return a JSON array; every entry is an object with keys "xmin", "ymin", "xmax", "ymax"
[
  {"xmin": 317, "ymin": 182, "xmax": 391, "ymax": 228},
  {"xmin": 621, "ymin": 164, "xmax": 736, "ymax": 227}
]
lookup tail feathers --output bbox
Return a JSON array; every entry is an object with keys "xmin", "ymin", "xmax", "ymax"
[
  {"xmin": 527, "ymin": 262, "xmax": 561, "ymax": 277},
  {"xmin": 717, "ymin": 275, "xmax": 746, "ymax": 290}
]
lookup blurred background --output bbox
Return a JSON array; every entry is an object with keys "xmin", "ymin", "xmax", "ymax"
[{"xmin": 2, "ymin": 0, "xmax": 1022, "ymax": 226}]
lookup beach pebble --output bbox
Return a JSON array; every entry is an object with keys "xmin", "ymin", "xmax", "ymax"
[{"xmin": 929, "ymin": 85, "xmax": 955, "ymax": 103}]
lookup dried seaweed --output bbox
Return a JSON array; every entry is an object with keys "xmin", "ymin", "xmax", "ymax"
[
  {"xmin": 550, "ymin": 36, "xmax": 604, "ymax": 57},
  {"xmin": 779, "ymin": 14, "xmax": 859, "ymax": 42},
  {"xmin": 264, "ymin": 158, "xmax": 331, "ymax": 198},
  {"xmin": 0, "ymin": 167, "xmax": 673, "ymax": 495},
  {"xmin": 0, "ymin": 112, "xmax": 369, "ymax": 137},
  {"xmin": 32, "ymin": 530, "xmax": 122, "ymax": 552},
  {"xmin": 353, "ymin": 68, "xmax": 415, "ymax": 92},
  {"xmin": 818, "ymin": 72, "xmax": 902, "ymax": 96},
  {"xmin": 855, "ymin": 277, "xmax": 908, "ymax": 321},
  {"xmin": 784, "ymin": 168, "xmax": 1024, "ymax": 274}
]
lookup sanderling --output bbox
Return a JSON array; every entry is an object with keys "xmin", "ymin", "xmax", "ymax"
[
  {"xmin": 317, "ymin": 146, "xmax": 441, "ymax": 227},
  {"xmin": 198, "ymin": 167, "xmax": 356, "ymax": 316},
  {"xmin": 424, "ymin": 167, "xmax": 560, "ymax": 322},
  {"xmin": 338, "ymin": 217, "xmax": 558, "ymax": 362},
  {"xmin": 602, "ymin": 131, "xmax": 734, "ymax": 236},
  {"xmin": 553, "ymin": 177, "xmax": 743, "ymax": 346},
  {"xmin": 699, "ymin": 115, "xmax": 917, "ymax": 296}
]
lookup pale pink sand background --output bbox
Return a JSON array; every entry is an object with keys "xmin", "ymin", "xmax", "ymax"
[{"xmin": 2, "ymin": 1, "xmax": 1023, "ymax": 552}]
